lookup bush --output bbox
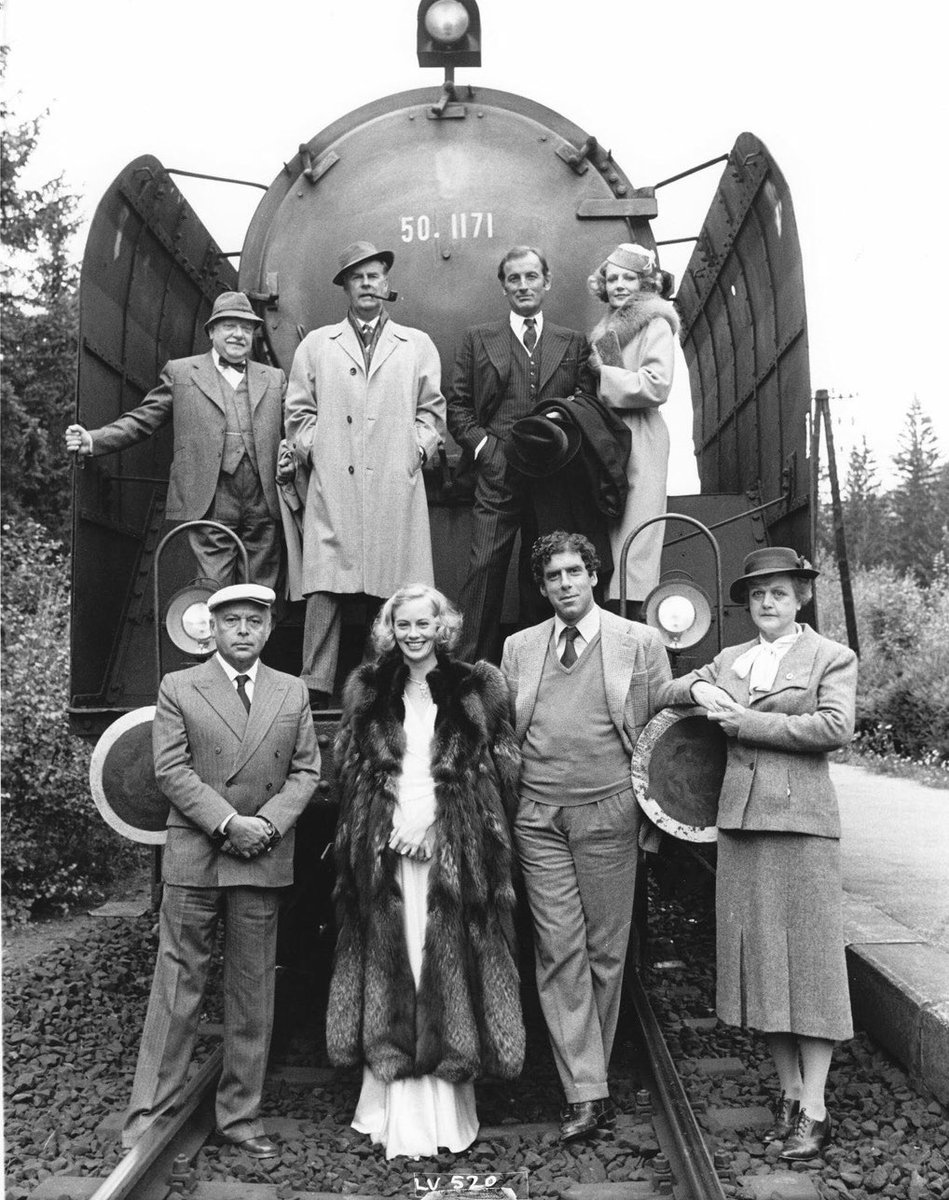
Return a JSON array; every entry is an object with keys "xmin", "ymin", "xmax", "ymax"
[
  {"xmin": 1, "ymin": 518, "xmax": 143, "ymax": 923},
  {"xmin": 817, "ymin": 556, "xmax": 949, "ymax": 762}
]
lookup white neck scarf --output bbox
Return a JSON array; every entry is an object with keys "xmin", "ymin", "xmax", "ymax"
[{"xmin": 731, "ymin": 627, "xmax": 801, "ymax": 693}]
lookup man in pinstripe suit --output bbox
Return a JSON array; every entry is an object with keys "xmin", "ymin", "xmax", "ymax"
[
  {"xmin": 448, "ymin": 247, "xmax": 589, "ymax": 663},
  {"xmin": 122, "ymin": 583, "xmax": 320, "ymax": 1158}
]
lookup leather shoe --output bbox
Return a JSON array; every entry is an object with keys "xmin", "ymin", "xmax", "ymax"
[
  {"xmin": 560, "ymin": 1097, "xmax": 615, "ymax": 1142},
  {"xmin": 779, "ymin": 1111, "xmax": 832, "ymax": 1161},
  {"xmin": 762, "ymin": 1093, "xmax": 800, "ymax": 1143},
  {"xmin": 232, "ymin": 1135, "xmax": 279, "ymax": 1158}
]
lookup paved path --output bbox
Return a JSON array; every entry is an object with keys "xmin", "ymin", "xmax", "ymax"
[{"xmin": 833, "ymin": 762, "xmax": 949, "ymax": 952}]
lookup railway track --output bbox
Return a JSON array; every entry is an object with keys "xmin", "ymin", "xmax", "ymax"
[{"xmin": 30, "ymin": 966, "xmax": 726, "ymax": 1200}]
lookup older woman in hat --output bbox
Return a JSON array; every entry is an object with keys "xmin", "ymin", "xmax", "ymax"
[
  {"xmin": 326, "ymin": 583, "xmax": 524, "ymax": 1159},
  {"xmin": 658, "ymin": 547, "xmax": 857, "ymax": 1161},
  {"xmin": 586, "ymin": 244, "xmax": 679, "ymax": 612}
]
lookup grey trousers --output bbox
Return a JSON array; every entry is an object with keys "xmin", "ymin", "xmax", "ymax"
[
  {"xmin": 122, "ymin": 883, "xmax": 279, "ymax": 1147},
  {"xmin": 514, "ymin": 788, "xmax": 640, "ymax": 1102},
  {"xmin": 301, "ymin": 591, "xmax": 383, "ymax": 693},
  {"xmin": 190, "ymin": 457, "xmax": 280, "ymax": 589}
]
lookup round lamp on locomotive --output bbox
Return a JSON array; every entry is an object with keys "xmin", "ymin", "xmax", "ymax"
[
  {"xmin": 164, "ymin": 582, "xmax": 217, "ymax": 656},
  {"xmin": 643, "ymin": 571, "xmax": 713, "ymax": 651},
  {"xmin": 417, "ymin": 0, "xmax": 481, "ymax": 67}
]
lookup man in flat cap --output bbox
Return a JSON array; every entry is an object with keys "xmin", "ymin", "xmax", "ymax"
[
  {"xmin": 284, "ymin": 241, "xmax": 445, "ymax": 703},
  {"xmin": 123, "ymin": 582, "xmax": 320, "ymax": 1157},
  {"xmin": 448, "ymin": 246, "xmax": 589, "ymax": 664},
  {"xmin": 65, "ymin": 292, "xmax": 286, "ymax": 589}
]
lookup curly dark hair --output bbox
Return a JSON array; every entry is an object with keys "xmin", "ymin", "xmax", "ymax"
[{"xmin": 530, "ymin": 531, "xmax": 600, "ymax": 585}]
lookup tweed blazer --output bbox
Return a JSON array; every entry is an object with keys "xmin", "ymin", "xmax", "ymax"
[
  {"xmin": 501, "ymin": 607, "xmax": 671, "ymax": 756},
  {"xmin": 153, "ymin": 657, "xmax": 321, "ymax": 888},
  {"xmin": 657, "ymin": 624, "xmax": 857, "ymax": 837},
  {"xmin": 447, "ymin": 319, "xmax": 589, "ymax": 454},
  {"xmin": 91, "ymin": 352, "xmax": 286, "ymax": 521}
]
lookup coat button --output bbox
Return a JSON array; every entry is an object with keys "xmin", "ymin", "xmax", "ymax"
[
  {"xmin": 215, "ymin": 747, "xmax": 222, "ymax": 755},
  {"xmin": 348, "ymin": 465, "xmax": 354, "ymax": 474},
  {"xmin": 350, "ymin": 367, "xmax": 357, "ymax": 375},
  {"xmin": 347, "ymin": 415, "xmax": 353, "ymax": 423}
]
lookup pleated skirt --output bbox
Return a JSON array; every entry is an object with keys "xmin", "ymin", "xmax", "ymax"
[{"xmin": 716, "ymin": 830, "xmax": 853, "ymax": 1041}]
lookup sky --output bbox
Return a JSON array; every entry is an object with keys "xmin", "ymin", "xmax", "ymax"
[{"xmin": 4, "ymin": 0, "xmax": 946, "ymax": 492}]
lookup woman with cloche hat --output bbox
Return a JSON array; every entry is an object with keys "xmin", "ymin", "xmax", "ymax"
[
  {"xmin": 658, "ymin": 547, "xmax": 858, "ymax": 1161},
  {"xmin": 586, "ymin": 244, "xmax": 679, "ymax": 613}
]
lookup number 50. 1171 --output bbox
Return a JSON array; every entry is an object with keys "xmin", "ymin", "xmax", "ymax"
[{"xmin": 399, "ymin": 213, "xmax": 494, "ymax": 242}]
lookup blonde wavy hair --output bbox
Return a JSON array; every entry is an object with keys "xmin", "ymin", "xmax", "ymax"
[{"xmin": 371, "ymin": 584, "xmax": 463, "ymax": 656}]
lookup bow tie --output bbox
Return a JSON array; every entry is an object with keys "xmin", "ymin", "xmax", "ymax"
[{"xmin": 220, "ymin": 358, "xmax": 246, "ymax": 373}]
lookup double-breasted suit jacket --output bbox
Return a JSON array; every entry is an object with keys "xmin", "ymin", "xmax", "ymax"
[
  {"xmin": 501, "ymin": 608, "xmax": 670, "ymax": 755},
  {"xmin": 284, "ymin": 317, "xmax": 445, "ymax": 598},
  {"xmin": 91, "ymin": 352, "xmax": 287, "ymax": 521},
  {"xmin": 154, "ymin": 657, "xmax": 321, "ymax": 883},
  {"xmin": 657, "ymin": 624, "xmax": 857, "ymax": 837},
  {"xmin": 123, "ymin": 657, "xmax": 319, "ymax": 1149}
]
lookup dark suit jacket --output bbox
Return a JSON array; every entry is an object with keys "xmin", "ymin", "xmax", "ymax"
[
  {"xmin": 91, "ymin": 352, "xmax": 287, "ymax": 521},
  {"xmin": 153, "ymin": 657, "xmax": 320, "ymax": 888},
  {"xmin": 657, "ymin": 625, "xmax": 857, "ymax": 837},
  {"xmin": 447, "ymin": 319, "xmax": 589, "ymax": 454}
]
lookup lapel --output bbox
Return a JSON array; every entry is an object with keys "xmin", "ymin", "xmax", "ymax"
[
  {"xmin": 515, "ymin": 620, "xmax": 555, "ymax": 740},
  {"xmin": 482, "ymin": 321, "xmax": 513, "ymax": 381},
  {"xmin": 599, "ymin": 611, "xmax": 636, "ymax": 734},
  {"xmin": 192, "ymin": 352, "xmax": 226, "ymax": 412},
  {"xmin": 368, "ymin": 320, "xmax": 402, "ymax": 380},
  {"xmin": 194, "ymin": 657, "xmax": 247, "ymax": 740},
  {"xmin": 230, "ymin": 663, "xmax": 288, "ymax": 776},
  {"xmin": 330, "ymin": 321, "xmax": 365, "ymax": 372},
  {"xmin": 747, "ymin": 625, "xmax": 819, "ymax": 705},
  {"xmin": 536, "ymin": 324, "xmax": 572, "ymax": 394},
  {"xmin": 246, "ymin": 361, "xmax": 266, "ymax": 413}
]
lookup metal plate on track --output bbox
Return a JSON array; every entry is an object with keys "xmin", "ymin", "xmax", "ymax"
[
  {"xmin": 89, "ymin": 706, "xmax": 168, "ymax": 843},
  {"xmin": 632, "ymin": 708, "xmax": 727, "ymax": 841}
]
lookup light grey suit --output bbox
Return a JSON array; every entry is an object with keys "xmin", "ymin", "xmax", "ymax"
[
  {"xmin": 501, "ymin": 609, "xmax": 670, "ymax": 1101},
  {"xmin": 123, "ymin": 657, "xmax": 320, "ymax": 1147}
]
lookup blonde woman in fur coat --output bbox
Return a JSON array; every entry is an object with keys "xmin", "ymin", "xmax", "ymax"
[
  {"xmin": 327, "ymin": 584, "xmax": 524, "ymax": 1159},
  {"xmin": 587, "ymin": 244, "xmax": 680, "ymax": 609}
]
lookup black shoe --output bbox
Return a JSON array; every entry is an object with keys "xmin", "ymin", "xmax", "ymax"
[
  {"xmin": 779, "ymin": 1111, "xmax": 832, "ymax": 1161},
  {"xmin": 763, "ymin": 1093, "xmax": 801, "ymax": 1143},
  {"xmin": 560, "ymin": 1097, "xmax": 614, "ymax": 1142},
  {"xmin": 222, "ymin": 1134, "xmax": 279, "ymax": 1158}
]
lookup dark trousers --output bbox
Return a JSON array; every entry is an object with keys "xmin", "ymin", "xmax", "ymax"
[
  {"xmin": 457, "ymin": 436, "xmax": 543, "ymax": 664},
  {"xmin": 190, "ymin": 457, "xmax": 280, "ymax": 589},
  {"xmin": 123, "ymin": 883, "xmax": 280, "ymax": 1147}
]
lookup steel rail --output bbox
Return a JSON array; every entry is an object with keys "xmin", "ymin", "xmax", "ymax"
[
  {"xmin": 87, "ymin": 1049, "xmax": 222, "ymax": 1200},
  {"xmin": 625, "ymin": 968, "xmax": 727, "ymax": 1200}
]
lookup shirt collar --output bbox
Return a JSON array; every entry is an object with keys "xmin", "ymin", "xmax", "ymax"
[
  {"xmin": 348, "ymin": 310, "xmax": 386, "ymax": 334},
  {"xmin": 214, "ymin": 350, "xmax": 248, "ymax": 372},
  {"xmin": 553, "ymin": 602, "xmax": 600, "ymax": 645},
  {"xmin": 509, "ymin": 311, "xmax": 544, "ymax": 338},
  {"xmin": 215, "ymin": 653, "xmax": 260, "ymax": 684}
]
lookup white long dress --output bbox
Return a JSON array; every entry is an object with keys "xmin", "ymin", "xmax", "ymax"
[{"xmin": 351, "ymin": 692, "xmax": 479, "ymax": 1159}]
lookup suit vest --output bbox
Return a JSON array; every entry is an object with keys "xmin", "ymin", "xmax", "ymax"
[
  {"xmin": 487, "ymin": 329, "xmax": 543, "ymax": 439},
  {"xmin": 217, "ymin": 370, "xmax": 258, "ymax": 475}
]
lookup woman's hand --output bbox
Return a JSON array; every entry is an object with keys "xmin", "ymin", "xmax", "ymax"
[
  {"xmin": 691, "ymin": 682, "xmax": 745, "ymax": 735},
  {"xmin": 389, "ymin": 819, "xmax": 435, "ymax": 862}
]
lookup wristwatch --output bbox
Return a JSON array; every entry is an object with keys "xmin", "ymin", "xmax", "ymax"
[{"xmin": 259, "ymin": 817, "xmax": 281, "ymax": 852}]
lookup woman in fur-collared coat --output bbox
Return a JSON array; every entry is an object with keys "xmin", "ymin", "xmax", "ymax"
[
  {"xmin": 587, "ymin": 243, "xmax": 680, "ymax": 606},
  {"xmin": 327, "ymin": 584, "xmax": 524, "ymax": 1159}
]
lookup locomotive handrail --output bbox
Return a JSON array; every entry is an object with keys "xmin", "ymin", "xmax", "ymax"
[
  {"xmin": 152, "ymin": 521, "xmax": 249, "ymax": 687},
  {"xmin": 619, "ymin": 513, "xmax": 724, "ymax": 653}
]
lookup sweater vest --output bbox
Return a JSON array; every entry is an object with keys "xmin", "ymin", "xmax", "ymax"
[
  {"xmin": 217, "ymin": 370, "xmax": 258, "ymax": 475},
  {"xmin": 486, "ymin": 329, "xmax": 542, "ymax": 440},
  {"xmin": 519, "ymin": 631, "xmax": 630, "ymax": 805}
]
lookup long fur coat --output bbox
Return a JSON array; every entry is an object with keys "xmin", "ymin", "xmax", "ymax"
[{"xmin": 326, "ymin": 651, "xmax": 525, "ymax": 1083}]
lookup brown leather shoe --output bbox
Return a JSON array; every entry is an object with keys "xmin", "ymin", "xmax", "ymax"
[
  {"xmin": 779, "ymin": 1111, "xmax": 832, "ymax": 1161},
  {"xmin": 762, "ymin": 1093, "xmax": 800, "ymax": 1143},
  {"xmin": 233, "ymin": 1135, "xmax": 279, "ymax": 1158}
]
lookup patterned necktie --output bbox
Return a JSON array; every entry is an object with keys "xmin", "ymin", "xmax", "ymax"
[
  {"xmin": 523, "ymin": 317, "xmax": 537, "ymax": 354},
  {"xmin": 235, "ymin": 674, "xmax": 251, "ymax": 713},
  {"xmin": 560, "ymin": 626, "xmax": 580, "ymax": 667},
  {"xmin": 360, "ymin": 323, "xmax": 374, "ymax": 346}
]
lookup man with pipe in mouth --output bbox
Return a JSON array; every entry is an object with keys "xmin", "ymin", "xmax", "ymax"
[{"xmin": 283, "ymin": 241, "xmax": 446, "ymax": 705}]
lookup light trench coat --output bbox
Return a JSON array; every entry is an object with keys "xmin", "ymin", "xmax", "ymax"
[{"xmin": 285, "ymin": 317, "xmax": 446, "ymax": 597}]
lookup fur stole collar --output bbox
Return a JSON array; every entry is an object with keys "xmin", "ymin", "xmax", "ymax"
[
  {"xmin": 591, "ymin": 292, "xmax": 680, "ymax": 349},
  {"xmin": 341, "ymin": 650, "xmax": 509, "ymax": 728}
]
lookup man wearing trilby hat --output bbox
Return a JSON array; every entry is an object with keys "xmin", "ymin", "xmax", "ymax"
[
  {"xmin": 122, "ymin": 582, "xmax": 320, "ymax": 1157},
  {"xmin": 65, "ymin": 292, "xmax": 286, "ymax": 589},
  {"xmin": 284, "ymin": 241, "xmax": 445, "ymax": 703}
]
